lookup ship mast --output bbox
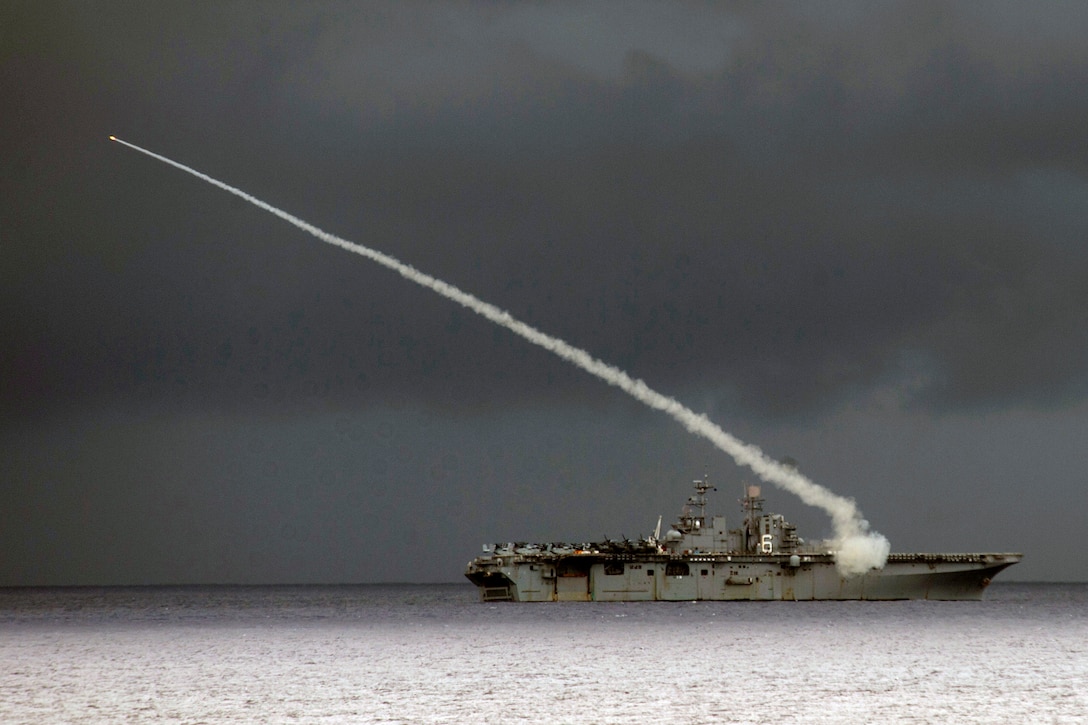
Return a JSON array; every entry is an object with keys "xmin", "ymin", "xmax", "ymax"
[{"xmin": 677, "ymin": 475, "xmax": 716, "ymax": 533}]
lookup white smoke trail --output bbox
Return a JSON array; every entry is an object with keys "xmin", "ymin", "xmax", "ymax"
[{"xmin": 109, "ymin": 135, "xmax": 890, "ymax": 575}]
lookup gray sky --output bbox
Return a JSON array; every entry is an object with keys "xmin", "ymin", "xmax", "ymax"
[{"xmin": 3, "ymin": 1, "xmax": 1086, "ymax": 584}]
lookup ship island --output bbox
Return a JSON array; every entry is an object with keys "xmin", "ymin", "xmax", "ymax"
[{"xmin": 465, "ymin": 476, "xmax": 1021, "ymax": 602}]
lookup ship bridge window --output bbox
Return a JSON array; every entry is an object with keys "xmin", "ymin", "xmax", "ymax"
[{"xmin": 604, "ymin": 562, "xmax": 624, "ymax": 576}]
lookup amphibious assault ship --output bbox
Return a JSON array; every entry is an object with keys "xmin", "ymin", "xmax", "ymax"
[{"xmin": 465, "ymin": 477, "xmax": 1021, "ymax": 601}]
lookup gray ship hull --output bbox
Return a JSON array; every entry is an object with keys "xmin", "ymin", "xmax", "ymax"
[
  {"xmin": 465, "ymin": 476, "xmax": 1021, "ymax": 601},
  {"xmin": 465, "ymin": 552, "xmax": 1021, "ymax": 602}
]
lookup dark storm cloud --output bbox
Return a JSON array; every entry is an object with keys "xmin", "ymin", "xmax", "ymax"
[
  {"xmin": 8, "ymin": 2, "xmax": 1088, "ymax": 424},
  {"xmin": 5, "ymin": 2, "xmax": 1087, "ymax": 426},
  {"xmin": 3, "ymin": 2, "xmax": 1088, "ymax": 585}
]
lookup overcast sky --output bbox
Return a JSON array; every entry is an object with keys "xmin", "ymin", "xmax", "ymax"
[{"xmin": 3, "ymin": 2, "xmax": 1087, "ymax": 584}]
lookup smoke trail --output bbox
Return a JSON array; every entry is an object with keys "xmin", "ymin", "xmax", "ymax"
[{"xmin": 109, "ymin": 135, "xmax": 890, "ymax": 575}]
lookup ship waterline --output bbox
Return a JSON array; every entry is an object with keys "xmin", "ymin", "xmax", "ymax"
[{"xmin": 465, "ymin": 477, "xmax": 1021, "ymax": 602}]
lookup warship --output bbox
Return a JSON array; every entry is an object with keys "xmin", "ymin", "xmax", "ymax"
[{"xmin": 465, "ymin": 476, "xmax": 1021, "ymax": 601}]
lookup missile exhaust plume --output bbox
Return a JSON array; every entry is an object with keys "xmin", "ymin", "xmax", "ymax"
[{"xmin": 108, "ymin": 135, "xmax": 890, "ymax": 575}]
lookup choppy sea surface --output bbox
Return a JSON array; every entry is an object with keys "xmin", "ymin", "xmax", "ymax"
[{"xmin": 1, "ymin": 583, "xmax": 1084, "ymax": 724}]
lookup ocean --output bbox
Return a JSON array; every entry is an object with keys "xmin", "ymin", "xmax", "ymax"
[{"xmin": 1, "ymin": 583, "xmax": 1084, "ymax": 723}]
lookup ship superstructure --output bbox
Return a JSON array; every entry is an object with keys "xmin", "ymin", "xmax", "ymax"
[{"xmin": 465, "ymin": 476, "xmax": 1021, "ymax": 601}]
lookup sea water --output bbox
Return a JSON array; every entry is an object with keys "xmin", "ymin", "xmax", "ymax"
[{"xmin": 1, "ymin": 583, "xmax": 1084, "ymax": 723}]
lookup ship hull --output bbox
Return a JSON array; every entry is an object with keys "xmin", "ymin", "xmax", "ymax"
[{"xmin": 465, "ymin": 552, "xmax": 1021, "ymax": 602}]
